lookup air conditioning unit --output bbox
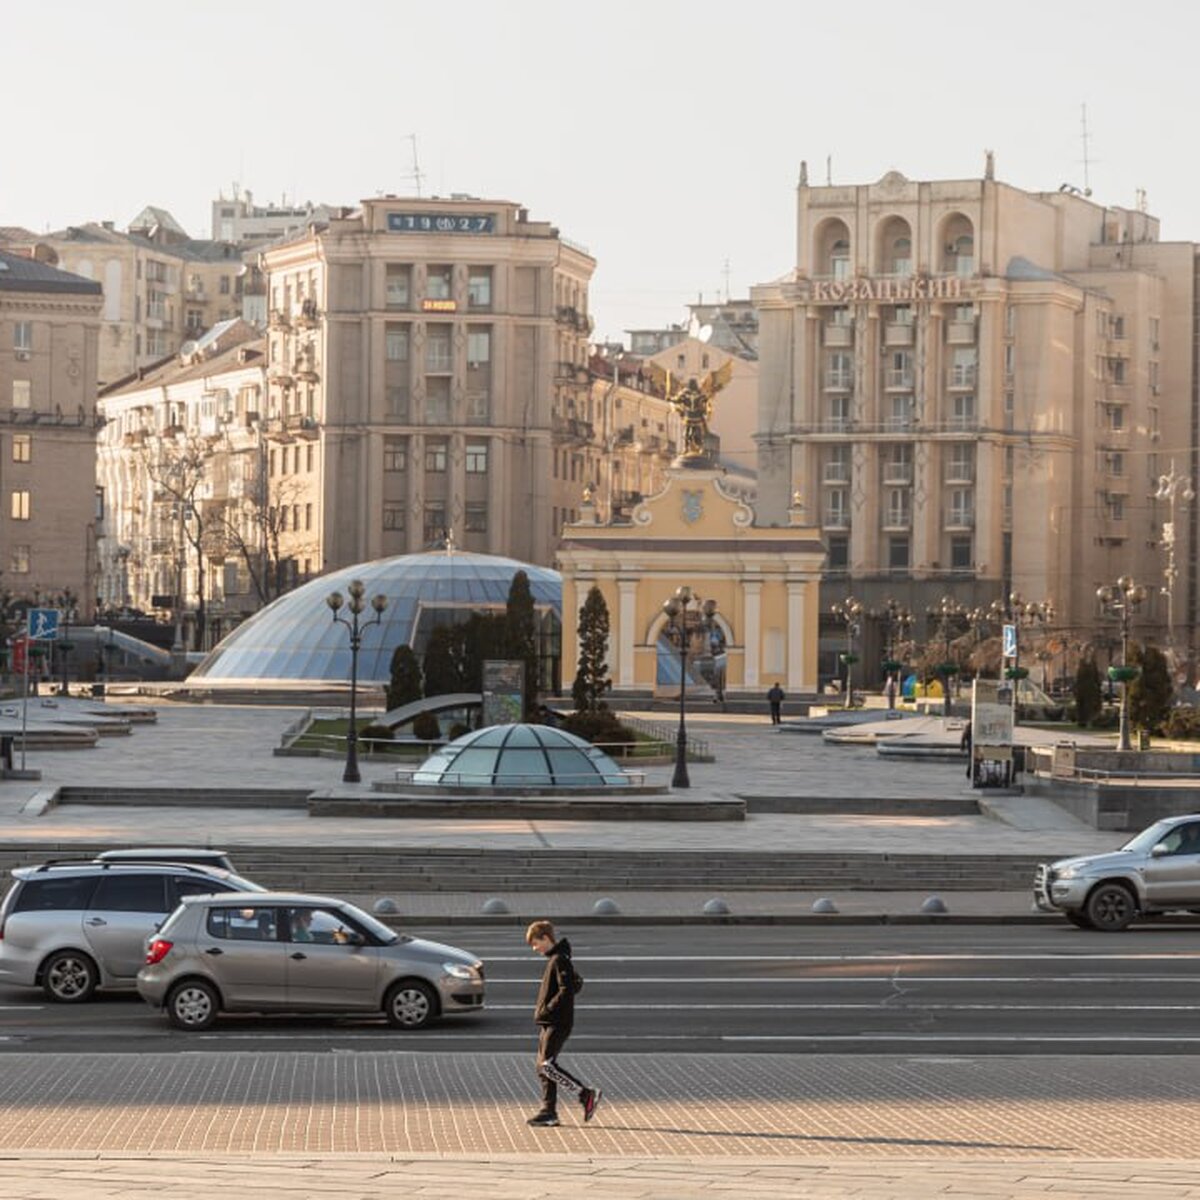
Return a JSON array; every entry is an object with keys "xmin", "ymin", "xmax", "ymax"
[{"xmin": 14, "ymin": 350, "xmax": 30, "ymax": 361}]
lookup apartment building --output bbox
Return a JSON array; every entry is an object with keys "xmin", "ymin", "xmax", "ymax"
[
  {"xmin": 0, "ymin": 249, "xmax": 102, "ymax": 611},
  {"xmin": 260, "ymin": 196, "xmax": 596, "ymax": 570},
  {"xmin": 96, "ymin": 321, "xmax": 280, "ymax": 646},
  {"xmin": 752, "ymin": 162, "xmax": 1198, "ymax": 665},
  {"xmin": 211, "ymin": 186, "xmax": 335, "ymax": 246},
  {"xmin": 12, "ymin": 212, "xmax": 246, "ymax": 388}
]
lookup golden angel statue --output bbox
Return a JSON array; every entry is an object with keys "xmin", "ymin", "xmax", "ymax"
[{"xmin": 645, "ymin": 359, "xmax": 733, "ymax": 465}]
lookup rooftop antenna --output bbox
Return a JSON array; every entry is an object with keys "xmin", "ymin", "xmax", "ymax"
[
  {"xmin": 826, "ymin": 155, "xmax": 832, "ymax": 185},
  {"xmin": 407, "ymin": 135, "xmax": 425, "ymax": 198},
  {"xmin": 1079, "ymin": 103, "xmax": 1094, "ymax": 197},
  {"xmin": 722, "ymin": 258, "xmax": 731, "ymax": 303}
]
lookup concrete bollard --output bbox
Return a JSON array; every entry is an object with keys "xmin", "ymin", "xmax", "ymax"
[
  {"xmin": 482, "ymin": 897, "xmax": 510, "ymax": 915},
  {"xmin": 811, "ymin": 897, "xmax": 839, "ymax": 914},
  {"xmin": 921, "ymin": 895, "xmax": 948, "ymax": 914},
  {"xmin": 592, "ymin": 897, "xmax": 621, "ymax": 915},
  {"xmin": 373, "ymin": 898, "xmax": 400, "ymax": 915},
  {"xmin": 703, "ymin": 897, "xmax": 730, "ymax": 915}
]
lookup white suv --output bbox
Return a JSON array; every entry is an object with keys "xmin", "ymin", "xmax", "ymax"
[{"xmin": 0, "ymin": 860, "xmax": 262, "ymax": 1001}]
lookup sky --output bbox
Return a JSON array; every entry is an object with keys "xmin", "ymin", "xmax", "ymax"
[{"xmin": 5, "ymin": 0, "xmax": 1200, "ymax": 345}]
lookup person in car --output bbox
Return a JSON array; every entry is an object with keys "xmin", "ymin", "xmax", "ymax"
[
  {"xmin": 291, "ymin": 911, "xmax": 314, "ymax": 942},
  {"xmin": 524, "ymin": 919, "xmax": 601, "ymax": 1128}
]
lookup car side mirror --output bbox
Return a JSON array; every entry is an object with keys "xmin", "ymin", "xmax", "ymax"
[{"xmin": 1150, "ymin": 842, "xmax": 1171, "ymax": 857}]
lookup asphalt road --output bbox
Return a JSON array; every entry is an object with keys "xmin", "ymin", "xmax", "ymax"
[{"xmin": 5, "ymin": 922, "xmax": 1200, "ymax": 1055}]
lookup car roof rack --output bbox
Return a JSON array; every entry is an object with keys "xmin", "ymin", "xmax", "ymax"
[{"xmin": 31, "ymin": 859, "xmax": 225, "ymax": 875}]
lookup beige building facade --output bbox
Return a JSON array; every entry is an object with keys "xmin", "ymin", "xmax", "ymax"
[
  {"xmin": 0, "ymin": 249, "xmax": 102, "ymax": 613},
  {"xmin": 753, "ymin": 163, "xmax": 1198, "ymax": 672},
  {"xmin": 260, "ymin": 196, "xmax": 597, "ymax": 571}
]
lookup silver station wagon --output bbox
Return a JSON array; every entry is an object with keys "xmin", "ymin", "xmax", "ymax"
[{"xmin": 137, "ymin": 892, "xmax": 485, "ymax": 1030}]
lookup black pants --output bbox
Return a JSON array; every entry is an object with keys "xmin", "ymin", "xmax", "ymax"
[
  {"xmin": 769, "ymin": 704, "xmax": 781, "ymax": 725},
  {"xmin": 536, "ymin": 1022, "xmax": 586, "ymax": 1112}
]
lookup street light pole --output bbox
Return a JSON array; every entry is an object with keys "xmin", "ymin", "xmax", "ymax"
[
  {"xmin": 927, "ymin": 595, "xmax": 965, "ymax": 718},
  {"xmin": 831, "ymin": 596, "xmax": 863, "ymax": 709},
  {"xmin": 1097, "ymin": 575, "xmax": 1147, "ymax": 753},
  {"xmin": 661, "ymin": 586, "xmax": 718, "ymax": 790},
  {"xmin": 1155, "ymin": 460, "xmax": 1195, "ymax": 665},
  {"xmin": 56, "ymin": 588, "xmax": 77, "ymax": 697},
  {"xmin": 327, "ymin": 579, "xmax": 388, "ymax": 784}
]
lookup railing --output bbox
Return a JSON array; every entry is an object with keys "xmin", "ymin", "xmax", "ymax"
[
  {"xmin": 882, "ymin": 464, "xmax": 913, "ymax": 484},
  {"xmin": 885, "ymin": 368, "xmax": 914, "ymax": 389},
  {"xmin": 824, "ymin": 371, "xmax": 852, "ymax": 390},
  {"xmin": 948, "ymin": 365, "xmax": 977, "ymax": 388},
  {"xmin": 393, "ymin": 767, "xmax": 647, "ymax": 787},
  {"xmin": 822, "ymin": 463, "xmax": 850, "ymax": 483},
  {"xmin": 616, "ymin": 714, "xmax": 710, "ymax": 761}
]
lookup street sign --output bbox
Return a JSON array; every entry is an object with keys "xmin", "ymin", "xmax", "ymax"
[
  {"xmin": 27, "ymin": 609, "xmax": 59, "ymax": 641},
  {"xmin": 1002, "ymin": 623, "xmax": 1017, "ymax": 659}
]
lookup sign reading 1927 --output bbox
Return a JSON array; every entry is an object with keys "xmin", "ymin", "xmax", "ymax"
[
  {"xmin": 387, "ymin": 213, "xmax": 495, "ymax": 234},
  {"xmin": 808, "ymin": 275, "xmax": 965, "ymax": 302}
]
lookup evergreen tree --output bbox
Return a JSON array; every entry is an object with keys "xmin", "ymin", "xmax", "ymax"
[
  {"xmin": 459, "ymin": 612, "xmax": 508, "ymax": 692},
  {"xmin": 1129, "ymin": 643, "xmax": 1174, "ymax": 734},
  {"xmin": 572, "ymin": 585, "xmax": 611, "ymax": 713},
  {"xmin": 423, "ymin": 626, "xmax": 466, "ymax": 697},
  {"xmin": 1074, "ymin": 657, "xmax": 1103, "ymax": 727},
  {"xmin": 385, "ymin": 644, "xmax": 423, "ymax": 711},
  {"xmin": 505, "ymin": 570, "xmax": 539, "ymax": 719}
]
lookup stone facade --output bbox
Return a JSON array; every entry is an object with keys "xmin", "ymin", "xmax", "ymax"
[{"xmin": 0, "ymin": 250, "xmax": 102, "ymax": 612}]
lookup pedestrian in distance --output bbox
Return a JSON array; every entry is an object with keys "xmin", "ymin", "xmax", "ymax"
[
  {"xmin": 960, "ymin": 719, "xmax": 973, "ymax": 781},
  {"xmin": 525, "ymin": 919, "xmax": 602, "ymax": 1128},
  {"xmin": 767, "ymin": 682, "xmax": 785, "ymax": 725}
]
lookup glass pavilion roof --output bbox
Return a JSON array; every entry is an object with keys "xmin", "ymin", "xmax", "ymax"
[
  {"xmin": 191, "ymin": 551, "xmax": 561, "ymax": 684},
  {"xmin": 411, "ymin": 724, "xmax": 632, "ymax": 789}
]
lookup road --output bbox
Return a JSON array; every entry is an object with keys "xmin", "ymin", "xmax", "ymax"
[{"xmin": 5, "ymin": 922, "xmax": 1200, "ymax": 1055}]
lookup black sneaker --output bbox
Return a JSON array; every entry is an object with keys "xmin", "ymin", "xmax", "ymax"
[
  {"xmin": 527, "ymin": 1111, "xmax": 560, "ymax": 1127},
  {"xmin": 581, "ymin": 1088, "xmax": 602, "ymax": 1122}
]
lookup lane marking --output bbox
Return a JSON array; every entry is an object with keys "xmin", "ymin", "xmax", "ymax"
[
  {"xmin": 480, "ymin": 1002, "xmax": 1200, "ymax": 1012},
  {"xmin": 0, "ymin": 1006, "xmax": 44, "ymax": 1011},
  {"xmin": 721, "ymin": 1033, "xmax": 1200, "ymax": 1042},
  {"xmin": 481, "ymin": 974, "xmax": 1200, "ymax": 984},
  {"xmin": 481, "ymin": 952, "xmax": 1200, "ymax": 962}
]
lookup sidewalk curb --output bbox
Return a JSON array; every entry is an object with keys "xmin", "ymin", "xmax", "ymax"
[{"xmin": 394, "ymin": 912, "xmax": 1061, "ymax": 927}]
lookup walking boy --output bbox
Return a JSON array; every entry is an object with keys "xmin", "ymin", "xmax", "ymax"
[
  {"xmin": 525, "ymin": 919, "xmax": 602, "ymax": 1127},
  {"xmin": 767, "ymin": 682, "xmax": 785, "ymax": 724}
]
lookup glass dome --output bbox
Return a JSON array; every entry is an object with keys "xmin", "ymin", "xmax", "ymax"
[
  {"xmin": 191, "ymin": 551, "xmax": 561, "ymax": 684},
  {"xmin": 411, "ymin": 724, "xmax": 632, "ymax": 790}
]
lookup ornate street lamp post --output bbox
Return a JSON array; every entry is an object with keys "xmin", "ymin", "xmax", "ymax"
[
  {"xmin": 327, "ymin": 579, "xmax": 388, "ymax": 784},
  {"xmin": 1155, "ymin": 460, "xmax": 1195, "ymax": 665},
  {"xmin": 1097, "ymin": 575, "xmax": 1148, "ymax": 752},
  {"xmin": 831, "ymin": 596, "xmax": 864, "ymax": 709},
  {"xmin": 996, "ymin": 592, "xmax": 1053, "ymax": 725},
  {"xmin": 54, "ymin": 587, "xmax": 78, "ymax": 696},
  {"xmin": 661, "ymin": 586, "xmax": 718, "ymax": 789},
  {"xmin": 880, "ymin": 597, "xmax": 912, "ymax": 709},
  {"xmin": 926, "ymin": 595, "xmax": 965, "ymax": 717}
]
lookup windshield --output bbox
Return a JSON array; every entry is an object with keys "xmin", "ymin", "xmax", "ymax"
[
  {"xmin": 338, "ymin": 901, "xmax": 399, "ymax": 944},
  {"xmin": 1121, "ymin": 819, "xmax": 1177, "ymax": 854}
]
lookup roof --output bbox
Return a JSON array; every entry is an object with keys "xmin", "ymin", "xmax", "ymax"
[
  {"xmin": 0, "ymin": 226, "xmax": 38, "ymax": 244},
  {"xmin": 100, "ymin": 323, "xmax": 264, "ymax": 397},
  {"xmin": 49, "ymin": 222, "xmax": 243, "ymax": 264},
  {"xmin": 0, "ymin": 249, "xmax": 102, "ymax": 295}
]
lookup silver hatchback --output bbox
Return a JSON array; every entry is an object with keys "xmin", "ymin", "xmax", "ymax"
[{"xmin": 136, "ymin": 892, "xmax": 485, "ymax": 1030}]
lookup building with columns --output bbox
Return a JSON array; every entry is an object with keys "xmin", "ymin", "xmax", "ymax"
[
  {"xmin": 753, "ymin": 161, "xmax": 1199, "ymax": 680},
  {"xmin": 0, "ymin": 249, "xmax": 102, "ymax": 612}
]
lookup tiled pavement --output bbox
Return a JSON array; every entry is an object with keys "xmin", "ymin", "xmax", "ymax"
[{"xmin": 2, "ymin": 1053, "xmax": 1200, "ymax": 1197}]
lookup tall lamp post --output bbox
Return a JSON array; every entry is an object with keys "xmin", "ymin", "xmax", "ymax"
[
  {"xmin": 996, "ymin": 592, "xmax": 1053, "ymax": 725},
  {"xmin": 831, "ymin": 596, "xmax": 864, "ymax": 709},
  {"xmin": 54, "ymin": 587, "xmax": 77, "ymax": 696},
  {"xmin": 327, "ymin": 579, "xmax": 388, "ymax": 784},
  {"xmin": 661, "ymin": 586, "xmax": 719, "ymax": 789},
  {"xmin": 1155, "ymin": 460, "xmax": 1195, "ymax": 665},
  {"xmin": 926, "ymin": 595, "xmax": 965, "ymax": 717},
  {"xmin": 1097, "ymin": 575, "xmax": 1147, "ymax": 752},
  {"xmin": 880, "ymin": 597, "xmax": 913, "ymax": 708}
]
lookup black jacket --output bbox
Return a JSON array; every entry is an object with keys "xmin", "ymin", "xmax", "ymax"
[{"xmin": 533, "ymin": 936, "xmax": 575, "ymax": 1027}]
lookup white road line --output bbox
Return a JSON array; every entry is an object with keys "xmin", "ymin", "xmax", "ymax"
[
  {"xmin": 481, "ymin": 1002, "xmax": 1200, "ymax": 1011},
  {"xmin": 722, "ymin": 1033, "xmax": 1200, "ymax": 1042},
  {"xmin": 0, "ymin": 1006, "xmax": 44, "ymax": 1011},
  {"xmin": 481, "ymin": 975, "xmax": 1200, "ymax": 984},
  {"xmin": 482, "ymin": 952, "xmax": 1200, "ymax": 962}
]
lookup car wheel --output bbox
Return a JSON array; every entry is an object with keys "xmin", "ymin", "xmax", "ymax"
[
  {"xmin": 385, "ymin": 980, "xmax": 438, "ymax": 1030},
  {"xmin": 1065, "ymin": 911, "xmax": 1094, "ymax": 929},
  {"xmin": 166, "ymin": 980, "xmax": 220, "ymax": 1031},
  {"xmin": 1085, "ymin": 882, "xmax": 1137, "ymax": 932},
  {"xmin": 42, "ymin": 950, "xmax": 99, "ymax": 1002}
]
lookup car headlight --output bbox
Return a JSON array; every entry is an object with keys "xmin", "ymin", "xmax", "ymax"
[
  {"xmin": 442, "ymin": 962, "xmax": 477, "ymax": 980},
  {"xmin": 1054, "ymin": 865, "xmax": 1080, "ymax": 880}
]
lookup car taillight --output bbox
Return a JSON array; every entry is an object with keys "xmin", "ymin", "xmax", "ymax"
[{"xmin": 145, "ymin": 939, "xmax": 173, "ymax": 965}]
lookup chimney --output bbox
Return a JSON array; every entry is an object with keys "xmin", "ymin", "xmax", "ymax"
[{"xmin": 101, "ymin": 221, "xmax": 115, "ymax": 231}]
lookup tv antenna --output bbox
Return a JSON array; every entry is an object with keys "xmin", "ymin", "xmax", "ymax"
[
  {"xmin": 1079, "ymin": 103, "xmax": 1094, "ymax": 197},
  {"xmin": 402, "ymin": 134, "xmax": 425, "ymax": 198},
  {"xmin": 722, "ymin": 257, "xmax": 731, "ymax": 303}
]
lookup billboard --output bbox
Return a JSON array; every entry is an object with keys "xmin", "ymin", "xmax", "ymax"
[{"xmin": 482, "ymin": 659, "xmax": 524, "ymax": 727}]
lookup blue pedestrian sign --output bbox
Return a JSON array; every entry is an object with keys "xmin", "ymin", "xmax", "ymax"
[
  {"xmin": 27, "ymin": 608, "xmax": 60, "ymax": 641},
  {"xmin": 1002, "ymin": 623, "xmax": 1017, "ymax": 659}
]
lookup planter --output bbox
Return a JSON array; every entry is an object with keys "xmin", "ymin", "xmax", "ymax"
[
  {"xmin": 1004, "ymin": 665, "xmax": 1029, "ymax": 680},
  {"xmin": 936, "ymin": 662, "xmax": 959, "ymax": 676},
  {"xmin": 839, "ymin": 652, "xmax": 860, "ymax": 665},
  {"xmin": 1108, "ymin": 665, "xmax": 1140, "ymax": 683},
  {"xmin": 881, "ymin": 659, "xmax": 903, "ymax": 674}
]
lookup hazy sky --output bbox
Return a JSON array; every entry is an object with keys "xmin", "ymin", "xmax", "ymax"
[{"xmin": 5, "ymin": 0, "xmax": 1199, "ymax": 343}]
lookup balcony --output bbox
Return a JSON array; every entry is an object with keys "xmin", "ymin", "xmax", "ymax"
[
  {"xmin": 286, "ymin": 413, "xmax": 319, "ymax": 438},
  {"xmin": 945, "ymin": 508, "xmax": 975, "ymax": 530},
  {"xmin": 883, "ymin": 463, "xmax": 913, "ymax": 485},
  {"xmin": 884, "ymin": 368, "xmax": 914, "ymax": 391},
  {"xmin": 553, "ymin": 415, "xmax": 594, "ymax": 444},
  {"xmin": 944, "ymin": 411, "xmax": 977, "ymax": 431},
  {"xmin": 822, "ymin": 510, "xmax": 850, "ymax": 531},
  {"xmin": 944, "ymin": 461, "xmax": 975, "ymax": 484},
  {"xmin": 821, "ymin": 416, "xmax": 852, "ymax": 433},
  {"xmin": 948, "ymin": 365, "xmax": 977, "ymax": 389},
  {"xmin": 884, "ymin": 323, "xmax": 913, "ymax": 347},
  {"xmin": 269, "ymin": 310, "xmax": 292, "ymax": 330},
  {"xmin": 555, "ymin": 361, "xmax": 589, "ymax": 384},
  {"xmin": 268, "ymin": 368, "xmax": 294, "ymax": 389},
  {"xmin": 884, "ymin": 413, "xmax": 915, "ymax": 432},
  {"xmin": 824, "ymin": 370, "xmax": 852, "ymax": 391},
  {"xmin": 824, "ymin": 324, "xmax": 853, "ymax": 348},
  {"xmin": 882, "ymin": 508, "xmax": 911, "ymax": 531},
  {"xmin": 424, "ymin": 350, "xmax": 452, "ymax": 373},
  {"xmin": 822, "ymin": 462, "xmax": 850, "ymax": 483},
  {"xmin": 947, "ymin": 321, "xmax": 976, "ymax": 345},
  {"xmin": 294, "ymin": 299, "xmax": 320, "ymax": 329}
]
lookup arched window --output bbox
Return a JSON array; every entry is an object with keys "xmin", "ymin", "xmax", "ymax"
[
  {"xmin": 891, "ymin": 238, "xmax": 912, "ymax": 277},
  {"xmin": 830, "ymin": 239, "xmax": 850, "ymax": 280}
]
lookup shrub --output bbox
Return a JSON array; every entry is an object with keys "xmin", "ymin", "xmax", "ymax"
[
  {"xmin": 1074, "ymin": 658, "xmax": 1103, "ymax": 727},
  {"xmin": 561, "ymin": 709, "xmax": 630, "ymax": 745},
  {"xmin": 1164, "ymin": 706, "xmax": 1200, "ymax": 741},
  {"xmin": 1129, "ymin": 644, "xmax": 1174, "ymax": 734},
  {"xmin": 411, "ymin": 711, "xmax": 442, "ymax": 741},
  {"xmin": 448, "ymin": 721, "xmax": 470, "ymax": 740},
  {"xmin": 359, "ymin": 723, "xmax": 394, "ymax": 741}
]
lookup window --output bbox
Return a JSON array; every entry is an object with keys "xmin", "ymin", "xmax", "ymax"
[
  {"xmin": 425, "ymin": 377, "xmax": 450, "ymax": 423},
  {"xmin": 91, "ymin": 874, "xmax": 167, "ymax": 913},
  {"xmin": 467, "ymin": 267, "xmax": 492, "ymax": 309},
  {"xmin": 888, "ymin": 394, "xmax": 913, "ymax": 430},
  {"xmin": 1005, "ymin": 305, "xmax": 1015, "ymax": 338},
  {"xmin": 387, "ymin": 386, "xmax": 410, "ymax": 420},
  {"xmin": 384, "ymin": 439, "xmax": 407, "ymax": 471},
  {"xmin": 823, "ymin": 445, "xmax": 850, "ymax": 482},
  {"xmin": 219, "ymin": 276, "xmax": 231, "ymax": 295},
  {"xmin": 466, "ymin": 388, "xmax": 489, "ymax": 423},
  {"xmin": 1003, "ymin": 445, "xmax": 1014, "ymax": 479},
  {"xmin": 467, "ymin": 329, "xmax": 491, "ymax": 366},
  {"xmin": 824, "ymin": 488, "xmax": 848, "ymax": 527},
  {"xmin": 1111, "ymin": 358, "xmax": 1126, "ymax": 384},
  {"xmin": 12, "ymin": 434, "xmax": 30, "ymax": 463},
  {"xmin": 424, "ymin": 441, "xmax": 447, "ymax": 472},
  {"xmin": 10, "ymin": 490, "xmax": 30, "ymax": 521},
  {"xmin": 147, "ymin": 330, "xmax": 167, "ymax": 356},
  {"xmin": 954, "ymin": 304, "xmax": 974, "ymax": 323},
  {"xmin": 950, "ymin": 535, "xmax": 973, "ymax": 570},
  {"xmin": 383, "ymin": 503, "xmax": 405, "ymax": 532},
  {"xmin": 306, "ymin": 444, "xmax": 314, "ymax": 472},
  {"xmin": 826, "ymin": 352, "xmax": 852, "ymax": 388},
  {"xmin": 9, "ymin": 544, "xmax": 29, "ymax": 574},
  {"xmin": 826, "ymin": 534, "xmax": 849, "ymax": 570},
  {"xmin": 269, "ymin": 449, "xmax": 277, "ymax": 477},
  {"xmin": 207, "ymin": 906, "xmax": 278, "ymax": 941},
  {"xmin": 826, "ymin": 394, "xmax": 851, "ymax": 430},
  {"xmin": 1109, "ymin": 452, "xmax": 1125, "ymax": 476},
  {"xmin": 1112, "ymin": 315, "xmax": 1126, "ymax": 339},
  {"xmin": 830, "ymin": 239, "xmax": 850, "ymax": 280},
  {"xmin": 465, "ymin": 442, "xmax": 488, "ymax": 473},
  {"xmin": 386, "ymin": 265, "xmax": 411, "ymax": 308},
  {"xmin": 1150, "ymin": 316, "xmax": 1160, "ymax": 347},
  {"xmin": 425, "ymin": 325, "xmax": 452, "ymax": 372},
  {"xmin": 888, "ymin": 536, "xmax": 910, "ymax": 570},
  {"xmin": 13, "ymin": 321, "xmax": 32, "ymax": 352},
  {"xmin": 426, "ymin": 265, "xmax": 453, "ymax": 301},
  {"xmin": 948, "ymin": 487, "xmax": 973, "ymax": 526},
  {"xmin": 385, "ymin": 326, "xmax": 410, "ymax": 361},
  {"xmin": 285, "ymin": 907, "xmax": 362, "ymax": 945},
  {"xmin": 890, "ymin": 237, "xmax": 912, "ymax": 277},
  {"xmin": 951, "ymin": 393, "xmax": 976, "ymax": 426},
  {"xmin": 829, "ymin": 306, "xmax": 852, "ymax": 327},
  {"xmin": 423, "ymin": 503, "xmax": 447, "ymax": 544},
  {"xmin": 892, "ymin": 305, "xmax": 913, "ymax": 326},
  {"xmin": 1149, "ymin": 361, "xmax": 1160, "ymax": 394},
  {"xmin": 1107, "ymin": 404, "xmax": 1125, "ymax": 431},
  {"xmin": 465, "ymin": 502, "xmax": 487, "ymax": 532},
  {"xmin": 887, "ymin": 351, "xmax": 913, "ymax": 388},
  {"xmin": 885, "ymin": 488, "xmax": 910, "ymax": 527},
  {"xmin": 305, "ymin": 503, "xmax": 312, "ymax": 531},
  {"xmin": 12, "ymin": 875, "xmax": 97, "ymax": 913},
  {"xmin": 12, "ymin": 380, "xmax": 30, "ymax": 409},
  {"xmin": 947, "ymin": 444, "xmax": 973, "ymax": 481}
]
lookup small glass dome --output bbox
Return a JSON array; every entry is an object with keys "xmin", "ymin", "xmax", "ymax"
[{"xmin": 412, "ymin": 724, "xmax": 632, "ymax": 790}]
